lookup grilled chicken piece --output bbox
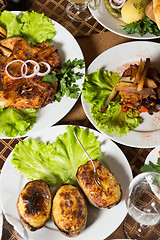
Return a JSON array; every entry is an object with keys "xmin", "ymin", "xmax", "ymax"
[
  {"xmin": 76, "ymin": 159, "xmax": 122, "ymax": 209},
  {"xmin": 0, "ymin": 37, "xmax": 22, "ymax": 51},
  {"xmin": 0, "ymin": 26, "xmax": 6, "ymax": 39},
  {"xmin": 17, "ymin": 180, "xmax": 52, "ymax": 231},
  {"xmin": 0, "ymin": 37, "xmax": 60, "ymax": 109},
  {"xmin": 52, "ymin": 184, "xmax": 87, "ymax": 237},
  {"xmin": 2, "ymin": 73, "xmax": 58, "ymax": 109},
  {"xmin": 0, "ymin": 44, "xmax": 12, "ymax": 57}
]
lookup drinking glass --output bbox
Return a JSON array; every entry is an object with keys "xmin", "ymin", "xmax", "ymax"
[
  {"xmin": 124, "ymin": 172, "xmax": 160, "ymax": 240},
  {"xmin": 66, "ymin": 0, "xmax": 100, "ymax": 22}
]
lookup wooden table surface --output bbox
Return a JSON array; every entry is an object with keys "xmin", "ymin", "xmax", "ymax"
[{"xmin": 0, "ymin": 0, "xmax": 160, "ymax": 239}]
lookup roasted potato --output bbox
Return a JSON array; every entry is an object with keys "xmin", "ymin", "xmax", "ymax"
[
  {"xmin": 76, "ymin": 159, "xmax": 122, "ymax": 209},
  {"xmin": 17, "ymin": 180, "xmax": 52, "ymax": 231},
  {"xmin": 52, "ymin": 184, "xmax": 87, "ymax": 237},
  {"xmin": 121, "ymin": 0, "xmax": 150, "ymax": 24}
]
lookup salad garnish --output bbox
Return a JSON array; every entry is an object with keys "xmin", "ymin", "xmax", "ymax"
[
  {"xmin": 103, "ymin": 0, "xmax": 160, "ymax": 36},
  {"xmin": 11, "ymin": 126, "xmax": 102, "ymax": 186},
  {"xmin": 0, "ymin": 11, "xmax": 84, "ymax": 137},
  {"xmin": 82, "ymin": 58, "xmax": 160, "ymax": 136}
]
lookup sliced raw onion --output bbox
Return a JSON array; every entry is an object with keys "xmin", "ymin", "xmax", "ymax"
[
  {"xmin": 5, "ymin": 59, "xmax": 51, "ymax": 79},
  {"xmin": 113, "ymin": 0, "xmax": 124, "ymax": 4},
  {"xmin": 109, "ymin": 0, "xmax": 126, "ymax": 9},
  {"xmin": 37, "ymin": 62, "xmax": 51, "ymax": 77},
  {"xmin": 22, "ymin": 60, "xmax": 40, "ymax": 79},
  {"xmin": 5, "ymin": 59, "xmax": 27, "ymax": 79}
]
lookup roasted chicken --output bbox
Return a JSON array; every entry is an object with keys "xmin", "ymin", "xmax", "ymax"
[{"xmin": 0, "ymin": 37, "xmax": 60, "ymax": 109}]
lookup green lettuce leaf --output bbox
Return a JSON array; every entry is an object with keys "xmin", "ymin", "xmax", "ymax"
[
  {"xmin": 11, "ymin": 126, "xmax": 102, "ymax": 186},
  {"xmin": 0, "ymin": 107, "xmax": 37, "ymax": 137},
  {"xmin": 0, "ymin": 10, "xmax": 22, "ymax": 37},
  {"xmin": 82, "ymin": 69, "xmax": 142, "ymax": 136},
  {"xmin": 82, "ymin": 70, "xmax": 120, "ymax": 107},
  {"xmin": 19, "ymin": 11, "xmax": 56, "ymax": 44},
  {"xmin": 0, "ymin": 10, "xmax": 56, "ymax": 44},
  {"xmin": 91, "ymin": 101, "xmax": 142, "ymax": 136}
]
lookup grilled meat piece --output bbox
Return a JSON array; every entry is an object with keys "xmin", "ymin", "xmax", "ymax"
[
  {"xmin": 17, "ymin": 180, "xmax": 52, "ymax": 231},
  {"xmin": 77, "ymin": 159, "xmax": 122, "ymax": 209},
  {"xmin": 0, "ymin": 37, "xmax": 60, "ymax": 109},
  {"xmin": 52, "ymin": 184, "xmax": 87, "ymax": 237}
]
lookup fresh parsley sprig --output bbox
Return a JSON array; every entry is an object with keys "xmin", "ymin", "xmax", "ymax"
[
  {"xmin": 140, "ymin": 158, "xmax": 160, "ymax": 173},
  {"xmin": 42, "ymin": 58, "xmax": 85, "ymax": 102},
  {"xmin": 121, "ymin": 16, "xmax": 160, "ymax": 37}
]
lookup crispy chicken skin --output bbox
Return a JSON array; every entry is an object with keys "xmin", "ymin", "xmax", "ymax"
[
  {"xmin": 76, "ymin": 159, "xmax": 122, "ymax": 209},
  {"xmin": 52, "ymin": 184, "xmax": 87, "ymax": 237},
  {"xmin": 0, "ymin": 37, "xmax": 60, "ymax": 109},
  {"xmin": 17, "ymin": 180, "xmax": 52, "ymax": 231}
]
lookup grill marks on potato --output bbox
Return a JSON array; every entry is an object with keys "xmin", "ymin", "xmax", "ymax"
[
  {"xmin": 52, "ymin": 184, "xmax": 87, "ymax": 237},
  {"xmin": 17, "ymin": 180, "xmax": 52, "ymax": 231},
  {"xmin": 76, "ymin": 160, "xmax": 122, "ymax": 209},
  {"xmin": 17, "ymin": 161, "xmax": 121, "ymax": 236}
]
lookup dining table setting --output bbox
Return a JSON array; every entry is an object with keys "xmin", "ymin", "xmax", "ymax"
[{"xmin": 0, "ymin": 0, "xmax": 160, "ymax": 239}]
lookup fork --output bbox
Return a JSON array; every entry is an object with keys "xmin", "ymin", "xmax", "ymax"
[{"xmin": 73, "ymin": 129, "xmax": 103, "ymax": 188}]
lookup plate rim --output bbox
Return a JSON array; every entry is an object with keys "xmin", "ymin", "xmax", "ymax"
[
  {"xmin": 0, "ymin": 124, "xmax": 133, "ymax": 240},
  {"xmin": 82, "ymin": 41, "xmax": 160, "ymax": 148},
  {"xmin": 89, "ymin": 1, "xmax": 160, "ymax": 40},
  {"xmin": 0, "ymin": 11, "xmax": 85, "ymax": 139}
]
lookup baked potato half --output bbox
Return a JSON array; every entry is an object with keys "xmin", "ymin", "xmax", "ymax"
[
  {"xmin": 76, "ymin": 159, "xmax": 122, "ymax": 209},
  {"xmin": 17, "ymin": 180, "xmax": 52, "ymax": 231},
  {"xmin": 52, "ymin": 184, "xmax": 87, "ymax": 237}
]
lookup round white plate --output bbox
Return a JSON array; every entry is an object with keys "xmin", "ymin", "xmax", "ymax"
[
  {"xmin": 0, "ymin": 125, "xmax": 133, "ymax": 240},
  {"xmin": 89, "ymin": 1, "xmax": 160, "ymax": 39},
  {"xmin": 81, "ymin": 41, "xmax": 160, "ymax": 148},
  {"xmin": 145, "ymin": 146, "xmax": 160, "ymax": 165},
  {"xmin": 1, "ymin": 11, "xmax": 85, "ymax": 139}
]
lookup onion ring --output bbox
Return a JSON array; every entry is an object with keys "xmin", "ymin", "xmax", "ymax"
[
  {"xmin": 22, "ymin": 60, "xmax": 40, "ymax": 79},
  {"xmin": 109, "ymin": 0, "xmax": 126, "ymax": 9},
  {"xmin": 5, "ymin": 60, "xmax": 27, "ymax": 79},
  {"xmin": 37, "ymin": 62, "xmax": 51, "ymax": 77},
  {"xmin": 5, "ymin": 59, "xmax": 51, "ymax": 79}
]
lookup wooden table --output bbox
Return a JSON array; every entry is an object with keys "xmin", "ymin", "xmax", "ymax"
[{"xmin": 0, "ymin": 0, "xmax": 160, "ymax": 239}]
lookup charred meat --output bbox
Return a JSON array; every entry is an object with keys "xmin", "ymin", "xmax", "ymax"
[{"xmin": 0, "ymin": 37, "xmax": 60, "ymax": 109}]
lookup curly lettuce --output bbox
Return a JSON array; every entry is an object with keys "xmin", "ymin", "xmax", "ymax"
[
  {"xmin": 19, "ymin": 11, "xmax": 56, "ymax": 44},
  {"xmin": 11, "ymin": 126, "xmax": 102, "ymax": 186},
  {"xmin": 0, "ymin": 10, "xmax": 56, "ymax": 44},
  {"xmin": 0, "ymin": 11, "xmax": 22, "ymax": 37},
  {"xmin": 0, "ymin": 107, "xmax": 37, "ymax": 137},
  {"xmin": 82, "ymin": 69, "xmax": 142, "ymax": 136}
]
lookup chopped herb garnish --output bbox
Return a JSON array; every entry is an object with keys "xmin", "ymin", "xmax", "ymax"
[
  {"xmin": 121, "ymin": 16, "xmax": 160, "ymax": 36},
  {"xmin": 140, "ymin": 158, "xmax": 160, "ymax": 173},
  {"xmin": 42, "ymin": 58, "xmax": 85, "ymax": 102}
]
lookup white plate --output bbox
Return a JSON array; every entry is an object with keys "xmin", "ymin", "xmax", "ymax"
[
  {"xmin": 89, "ymin": 1, "xmax": 160, "ymax": 40},
  {"xmin": 145, "ymin": 146, "xmax": 160, "ymax": 165},
  {"xmin": 1, "ymin": 11, "xmax": 85, "ymax": 139},
  {"xmin": 0, "ymin": 125, "xmax": 133, "ymax": 240},
  {"xmin": 81, "ymin": 41, "xmax": 160, "ymax": 148}
]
